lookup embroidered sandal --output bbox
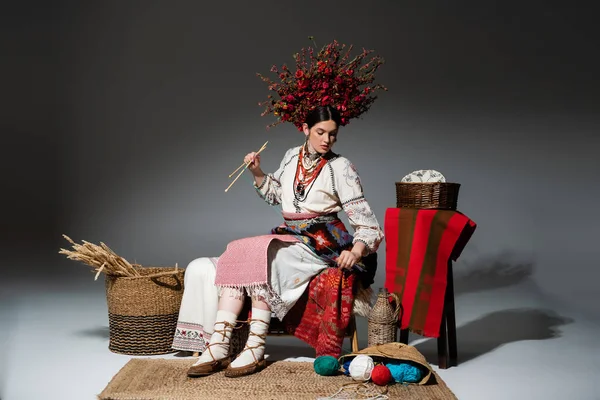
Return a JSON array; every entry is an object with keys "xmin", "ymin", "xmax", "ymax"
[
  {"xmin": 224, "ymin": 318, "xmax": 269, "ymax": 378},
  {"xmin": 187, "ymin": 321, "xmax": 235, "ymax": 377}
]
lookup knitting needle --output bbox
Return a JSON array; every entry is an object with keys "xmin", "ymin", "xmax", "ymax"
[
  {"xmin": 227, "ymin": 141, "xmax": 268, "ymax": 180},
  {"xmin": 225, "ymin": 141, "xmax": 268, "ymax": 192},
  {"xmin": 224, "ymin": 153, "xmax": 261, "ymax": 192},
  {"xmin": 228, "ymin": 141, "xmax": 269, "ymax": 178}
]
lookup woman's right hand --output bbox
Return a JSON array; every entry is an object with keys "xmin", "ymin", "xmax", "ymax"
[{"xmin": 244, "ymin": 152, "xmax": 261, "ymax": 174}]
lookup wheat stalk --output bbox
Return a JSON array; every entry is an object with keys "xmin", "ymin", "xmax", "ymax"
[{"xmin": 59, "ymin": 234, "xmax": 141, "ymax": 278}]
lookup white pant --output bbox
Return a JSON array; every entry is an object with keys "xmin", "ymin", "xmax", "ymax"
[{"xmin": 171, "ymin": 257, "xmax": 219, "ymax": 353}]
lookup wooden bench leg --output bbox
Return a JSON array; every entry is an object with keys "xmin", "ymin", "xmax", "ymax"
[
  {"xmin": 437, "ymin": 309, "xmax": 448, "ymax": 369},
  {"xmin": 399, "ymin": 328, "xmax": 409, "ymax": 344},
  {"xmin": 398, "ymin": 300, "xmax": 409, "ymax": 344},
  {"xmin": 438, "ymin": 260, "xmax": 458, "ymax": 369},
  {"xmin": 446, "ymin": 260, "xmax": 458, "ymax": 367}
]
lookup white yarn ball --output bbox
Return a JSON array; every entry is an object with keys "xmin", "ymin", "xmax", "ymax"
[{"xmin": 348, "ymin": 355, "xmax": 375, "ymax": 381}]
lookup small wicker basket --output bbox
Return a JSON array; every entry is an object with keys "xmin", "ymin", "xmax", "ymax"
[
  {"xmin": 395, "ymin": 182, "xmax": 461, "ymax": 210},
  {"xmin": 230, "ymin": 322, "xmax": 250, "ymax": 356},
  {"xmin": 104, "ymin": 266, "xmax": 185, "ymax": 355},
  {"xmin": 367, "ymin": 288, "xmax": 401, "ymax": 347}
]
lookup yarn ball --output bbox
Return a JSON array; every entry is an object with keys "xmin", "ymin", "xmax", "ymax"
[
  {"xmin": 342, "ymin": 360, "xmax": 352, "ymax": 376},
  {"xmin": 314, "ymin": 356, "xmax": 340, "ymax": 376},
  {"xmin": 385, "ymin": 361, "xmax": 424, "ymax": 384},
  {"xmin": 371, "ymin": 364, "xmax": 392, "ymax": 386},
  {"xmin": 348, "ymin": 355, "xmax": 375, "ymax": 381}
]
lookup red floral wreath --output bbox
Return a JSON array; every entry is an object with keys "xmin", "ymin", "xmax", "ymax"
[{"xmin": 257, "ymin": 37, "xmax": 388, "ymax": 131}]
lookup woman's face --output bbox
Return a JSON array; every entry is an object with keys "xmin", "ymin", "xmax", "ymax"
[{"xmin": 303, "ymin": 120, "xmax": 338, "ymax": 154}]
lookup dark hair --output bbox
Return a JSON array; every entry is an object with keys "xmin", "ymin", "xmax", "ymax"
[{"xmin": 305, "ymin": 105, "xmax": 342, "ymax": 129}]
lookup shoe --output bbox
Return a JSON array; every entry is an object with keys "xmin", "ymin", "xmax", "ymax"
[
  {"xmin": 187, "ymin": 320, "xmax": 235, "ymax": 377},
  {"xmin": 224, "ymin": 356, "xmax": 267, "ymax": 378},
  {"xmin": 187, "ymin": 354, "xmax": 232, "ymax": 377},
  {"xmin": 224, "ymin": 318, "xmax": 268, "ymax": 378}
]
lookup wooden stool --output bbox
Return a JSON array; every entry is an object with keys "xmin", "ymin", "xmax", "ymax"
[
  {"xmin": 399, "ymin": 260, "xmax": 457, "ymax": 369},
  {"xmin": 193, "ymin": 315, "xmax": 360, "ymax": 357}
]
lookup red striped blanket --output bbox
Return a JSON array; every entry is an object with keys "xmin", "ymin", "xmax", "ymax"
[{"xmin": 384, "ymin": 208, "xmax": 476, "ymax": 338}]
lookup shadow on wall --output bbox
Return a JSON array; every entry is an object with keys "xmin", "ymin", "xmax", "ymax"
[
  {"xmin": 453, "ymin": 251, "xmax": 534, "ymax": 296},
  {"xmin": 414, "ymin": 308, "xmax": 574, "ymax": 365}
]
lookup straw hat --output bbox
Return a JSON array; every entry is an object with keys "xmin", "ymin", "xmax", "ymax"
[{"xmin": 338, "ymin": 342, "xmax": 433, "ymax": 385}]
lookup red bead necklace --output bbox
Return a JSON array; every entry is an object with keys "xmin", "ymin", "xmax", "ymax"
[{"xmin": 294, "ymin": 145, "xmax": 327, "ymax": 197}]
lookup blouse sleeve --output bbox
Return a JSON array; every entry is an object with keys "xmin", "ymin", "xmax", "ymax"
[
  {"xmin": 334, "ymin": 158, "xmax": 384, "ymax": 254},
  {"xmin": 254, "ymin": 147, "xmax": 296, "ymax": 206}
]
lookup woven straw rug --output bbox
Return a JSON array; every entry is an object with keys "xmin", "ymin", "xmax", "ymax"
[{"xmin": 98, "ymin": 359, "xmax": 457, "ymax": 400}]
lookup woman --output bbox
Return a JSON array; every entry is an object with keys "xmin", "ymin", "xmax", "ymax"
[{"xmin": 187, "ymin": 105, "xmax": 383, "ymax": 378}]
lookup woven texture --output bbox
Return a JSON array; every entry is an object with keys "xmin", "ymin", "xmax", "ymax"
[
  {"xmin": 367, "ymin": 289, "xmax": 401, "ymax": 347},
  {"xmin": 105, "ymin": 267, "xmax": 185, "ymax": 355},
  {"xmin": 98, "ymin": 360, "xmax": 457, "ymax": 400},
  {"xmin": 395, "ymin": 182, "xmax": 460, "ymax": 210},
  {"xmin": 230, "ymin": 322, "xmax": 250, "ymax": 357},
  {"xmin": 384, "ymin": 208, "xmax": 476, "ymax": 338},
  {"xmin": 215, "ymin": 234, "xmax": 299, "ymax": 286}
]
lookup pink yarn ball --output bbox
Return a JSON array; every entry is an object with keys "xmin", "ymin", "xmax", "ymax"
[{"xmin": 371, "ymin": 364, "xmax": 392, "ymax": 386}]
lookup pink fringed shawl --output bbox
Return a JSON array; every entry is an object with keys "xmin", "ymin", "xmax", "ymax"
[{"xmin": 214, "ymin": 235, "xmax": 299, "ymax": 287}]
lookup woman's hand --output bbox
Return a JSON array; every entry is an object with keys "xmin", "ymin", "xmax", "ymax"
[
  {"xmin": 244, "ymin": 152, "xmax": 261, "ymax": 173},
  {"xmin": 244, "ymin": 151, "xmax": 265, "ymax": 187},
  {"xmin": 337, "ymin": 249, "xmax": 362, "ymax": 271}
]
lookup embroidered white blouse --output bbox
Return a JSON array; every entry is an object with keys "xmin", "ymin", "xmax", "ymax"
[{"xmin": 254, "ymin": 146, "xmax": 384, "ymax": 254}]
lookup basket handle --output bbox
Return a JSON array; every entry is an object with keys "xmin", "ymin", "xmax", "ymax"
[
  {"xmin": 125, "ymin": 269, "xmax": 185, "ymax": 291},
  {"xmin": 389, "ymin": 292, "xmax": 402, "ymax": 320},
  {"xmin": 130, "ymin": 270, "xmax": 181, "ymax": 279}
]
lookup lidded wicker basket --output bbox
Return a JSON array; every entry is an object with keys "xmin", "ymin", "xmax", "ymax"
[
  {"xmin": 395, "ymin": 182, "xmax": 461, "ymax": 210},
  {"xmin": 104, "ymin": 266, "xmax": 185, "ymax": 355},
  {"xmin": 367, "ymin": 288, "xmax": 401, "ymax": 347}
]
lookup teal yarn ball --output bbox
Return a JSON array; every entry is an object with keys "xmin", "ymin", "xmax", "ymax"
[
  {"xmin": 314, "ymin": 356, "xmax": 341, "ymax": 376},
  {"xmin": 385, "ymin": 361, "xmax": 424, "ymax": 384}
]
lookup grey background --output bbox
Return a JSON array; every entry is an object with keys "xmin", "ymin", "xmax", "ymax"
[{"xmin": 3, "ymin": 0, "xmax": 599, "ymax": 319}]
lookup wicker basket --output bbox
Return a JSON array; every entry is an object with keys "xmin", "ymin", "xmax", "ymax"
[
  {"xmin": 367, "ymin": 288, "xmax": 401, "ymax": 347},
  {"xmin": 230, "ymin": 322, "xmax": 250, "ymax": 356},
  {"xmin": 395, "ymin": 182, "xmax": 461, "ymax": 210},
  {"xmin": 104, "ymin": 266, "xmax": 185, "ymax": 355}
]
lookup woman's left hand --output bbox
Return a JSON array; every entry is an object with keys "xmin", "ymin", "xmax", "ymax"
[{"xmin": 337, "ymin": 250, "xmax": 361, "ymax": 271}]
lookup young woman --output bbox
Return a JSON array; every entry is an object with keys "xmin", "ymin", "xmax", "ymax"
[{"xmin": 186, "ymin": 105, "xmax": 383, "ymax": 378}]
